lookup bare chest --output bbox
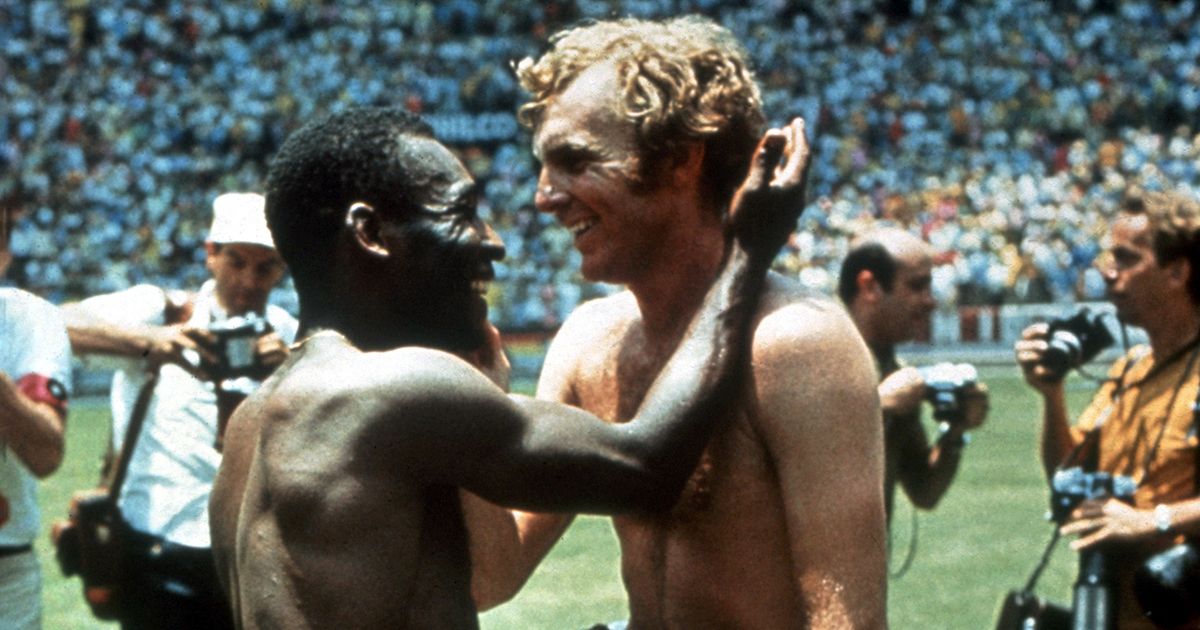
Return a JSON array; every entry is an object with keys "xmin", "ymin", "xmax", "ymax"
[{"xmin": 571, "ymin": 338, "xmax": 799, "ymax": 625}]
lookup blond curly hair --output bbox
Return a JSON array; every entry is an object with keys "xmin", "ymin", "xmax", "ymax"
[{"xmin": 515, "ymin": 15, "xmax": 765, "ymax": 207}]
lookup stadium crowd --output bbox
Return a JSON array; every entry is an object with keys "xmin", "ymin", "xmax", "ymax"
[{"xmin": 4, "ymin": 0, "xmax": 1200, "ymax": 329}]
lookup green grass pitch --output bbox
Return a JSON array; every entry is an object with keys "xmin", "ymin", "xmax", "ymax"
[{"xmin": 38, "ymin": 365, "xmax": 1096, "ymax": 628}]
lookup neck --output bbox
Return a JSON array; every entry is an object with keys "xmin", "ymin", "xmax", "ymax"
[
  {"xmin": 626, "ymin": 218, "xmax": 727, "ymax": 340},
  {"xmin": 1144, "ymin": 305, "xmax": 1200, "ymax": 360}
]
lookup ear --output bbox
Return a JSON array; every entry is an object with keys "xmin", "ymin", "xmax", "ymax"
[
  {"xmin": 856, "ymin": 269, "xmax": 882, "ymax": 302},
  {"xmin": 204, "ymin": 241, "xmax": 219, "ymax": 273},
  {"xmin": 346, "ymin": 203, "xmax": 390, "ymax": 259}
]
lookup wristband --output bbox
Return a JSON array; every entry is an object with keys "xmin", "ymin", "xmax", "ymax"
[
  {"xmin": 15, "ymin": 373, "xmax": 68, "ymax": 416},
  {"xmin": 1154, "ymin": 504, "xmax": 1174, "ymax": 534},
  {"xmin": 936, "ymin": 422, "xmax": 970, "ymax": 451}
]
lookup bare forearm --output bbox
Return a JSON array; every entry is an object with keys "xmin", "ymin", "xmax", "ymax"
[
  {"xmin": 625, "ymin": 244, "xmax": 763, "ymax": 483},
  {"xmin": 0, "ymin": 393, "xmax": 65, "ymax": 478},
  {"xmin": 1039, "ymin": 387, "xmax": 1074, "ymax": 480},
  {"xmin": 64, "ymin": 314, "xmax": 157, "ymax": 359}
]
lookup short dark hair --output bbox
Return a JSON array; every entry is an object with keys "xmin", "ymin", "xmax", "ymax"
[
  {"xmin": 265, "ymin": 107, "xmax": 434, "ymax": 295},
  {"xmin": 837, "ymin": 242, "xmax": 897, "ymax": 304}
]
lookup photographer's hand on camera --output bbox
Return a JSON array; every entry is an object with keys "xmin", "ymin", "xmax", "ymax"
[
  {"xmin": 254, "ymin": 331, "xmax": 289, "ymax": 371},
  {"xmin": 1015, "ymin": 322, "xmax": 1067, "ymax": 396},
  {"xmin": 879, "ymin": 367, "xmax": 927, "ymax": 417},
  {"xmin": 144, "ymin": 324, "xmax": 219, "ymax": 380},
  {"xmin": 958, "ymin": 382, "xmax": 990, "ymax": 431},
  {"xmin": 1061, "ymin": 498, "xmax": 1160, "ymax": 552}
]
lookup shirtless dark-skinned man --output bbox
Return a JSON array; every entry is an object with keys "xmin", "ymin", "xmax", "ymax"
[{"xmin": 208, "ymin": 103, "xmax": 809, "ymax": 629}]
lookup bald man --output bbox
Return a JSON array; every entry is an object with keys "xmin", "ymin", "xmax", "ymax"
[{"xmin": 839, "ymin": 228, "xmax": 989, "ymax": 521}]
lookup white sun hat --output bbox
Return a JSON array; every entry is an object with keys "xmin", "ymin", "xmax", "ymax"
[{"xmin": 208, "ymin": 192, "xmax": 275, "ymax": 249}]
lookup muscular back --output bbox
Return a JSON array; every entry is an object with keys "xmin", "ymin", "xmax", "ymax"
[
  {"xmin": 538, "ymin": 274, "xmax": 887, "ymax": 629},
  {"xmin": 211, "ymin": 336, "xmax": 479, "ymax": 629}
]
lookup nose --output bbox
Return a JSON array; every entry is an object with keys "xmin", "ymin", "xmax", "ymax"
[
  {"xmin": 479, "ymin": 221, "xmax": 506, "ymax": 261},
  {"xmin": 534, "ymin": 169, "xmax": 570, "ymax": 214}
]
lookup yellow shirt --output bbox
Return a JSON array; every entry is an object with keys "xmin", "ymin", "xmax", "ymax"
[{"xmin": 1070, "ymin": 343, "xmax": 1200, "ymax": 629}]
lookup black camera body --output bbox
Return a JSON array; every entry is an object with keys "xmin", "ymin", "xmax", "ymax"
[
  {"xmin": 208, "ymin": 313, "xmax": 273, "ymax": 384},
  {"xmin": 1049, "ymin": 467, "xmax": 1136, "ymax": 630},
  {"xmin": 1049, "ymin": 466, "xmax": 1137, "ymax": 525},
  {"xmin": 1041, "ymin": 308, "xmax": 1115, "ymax": 381},
  {"xmin": 919, "ymin": 362, "xmax": 978, "ymax": 424}
]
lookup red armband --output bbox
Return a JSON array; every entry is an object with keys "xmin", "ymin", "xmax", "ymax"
[{"xmin": 16, "ymin": 373, "xmax": 69, "ymax": 416}]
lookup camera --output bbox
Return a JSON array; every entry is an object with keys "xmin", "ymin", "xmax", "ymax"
[
  {"xmin": 1048, "ymin": 466, "xmax": 1136, "ymax": 525},
  {"xmin": 919, "ymin": 362, "xmax": 978, "ymax": 423},
  {"xmin": 208, "ymin": 313, "xmax": 273, "ymax": 384},
  {"xmin": 1040, "ymin": 308, "xmax": 1115, "ymax": 381},
  {"xmin": 1050, "ymin": 467, "xmax": 1136, "ymax": 630}
]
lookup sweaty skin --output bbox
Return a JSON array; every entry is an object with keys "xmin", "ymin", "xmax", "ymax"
[
  {"xmin": 526, "ymin": 277, "xmax": 885, "ymax": 629},
  {"xmin": 210, "ymin": 110, "xmax": 803, "ymax": 629},
  {"xmin": 497, "ymin": 61, "xmax": 887, "ymax": 628}
]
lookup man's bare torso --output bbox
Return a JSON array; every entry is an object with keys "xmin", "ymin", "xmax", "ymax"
[
  {"xmin": 552, "ymin": 280, "xmax": 823, "ymax": 628},
  {"xmin": 211, "ymin": 337, "xmax": 478, "ymax": 629}
]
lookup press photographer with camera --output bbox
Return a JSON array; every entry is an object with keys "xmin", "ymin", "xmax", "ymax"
[
  {"xmin": 1014, "ymin": 189, "xmax": 1200, "ymax": 629},
  {"xmin": 839, "ymin": 228, "xmax": 990, "ymax": 522},
  {"xmin": 59, "ymin": 192, "xmax": 296, "ymax": 630}
]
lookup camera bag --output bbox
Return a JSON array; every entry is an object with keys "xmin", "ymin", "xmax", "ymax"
[{"xmin": 50, "ymin": 368, "xmax": 158, "ymax": 620}]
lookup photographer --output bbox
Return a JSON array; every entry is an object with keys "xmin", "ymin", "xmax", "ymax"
[
  {"xmin": 840, "ymin": 228, "xmax": 990, "ymax": 521},
  {"xmin": 1015, "ymin": 190, "xmax": 1200, "ymax": 629},
  {"xmin": 61, "ymin": 193, "xmax": 296, "ymax": 630}
]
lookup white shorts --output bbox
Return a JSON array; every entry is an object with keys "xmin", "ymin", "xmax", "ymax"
[{"xmin": 0, "ymin": 549, "xmax": 42, "ymax": 630}]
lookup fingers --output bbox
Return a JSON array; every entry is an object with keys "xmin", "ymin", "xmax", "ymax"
[
  {"xmin": 776, "ymin": 118, "xmax": 810, "ymax": 185},
  {"xmin": 179, "ymin": 329, "xmax": 221, "ymax": 366},
  {"xmin": 744, "ymin": 130, "xmax": 787, "ymax": 194},
  {"xmin": 256, "ymin": 333, "xmax": 289, "ymax": 368}
]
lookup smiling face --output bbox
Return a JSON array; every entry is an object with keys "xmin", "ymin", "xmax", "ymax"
[
  {"xmin": 379, "ymin": 136, "xmax": 505, "ymax": 350},
  {"xmin": 531, "ymin": 62, "xmax": 679, "ymax": 284}
]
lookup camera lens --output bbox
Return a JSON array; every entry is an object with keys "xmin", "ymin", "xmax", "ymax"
[{"xmin": 1042, "ymin": 330, "xmax": 1082, "ymax": 378}]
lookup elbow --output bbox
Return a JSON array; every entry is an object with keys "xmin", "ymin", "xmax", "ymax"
[{"xmin": 28, "ymin": 446, "xmax": 64, "ymax": 479}]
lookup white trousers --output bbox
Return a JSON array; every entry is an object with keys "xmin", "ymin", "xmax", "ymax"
[{"xmin": 0, "ymin": 550, "xmax": 42, "ymax": 630}]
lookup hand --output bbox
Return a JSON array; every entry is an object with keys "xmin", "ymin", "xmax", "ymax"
[
  {"xmin": 144, "ymin": 325, "xmax": 219, "ymax": 378},
  {"xmin": 727, "ymin": 118, "xmax": 811, "ymax": 268},
  {"xmin": 878, "ymin": 366, "xmax": 926, "ymax": 416},
  {"xmin": 255, "ymin": 332, "xmax": 289, "ymax": 370},
  {"xmin": 1014, "ymin": 323, "xmax": 1064, "ymax": 395},
  {"xmin": 959, "ymin": 382, "xmax": 990, "ymax": 430},
  {"xmin": 1061, "ymin": 498, "xmax": 1157, "ymax": 550},
  {"xmin": 459, "ymin": 323, "xmax": 511, "ymax": 392}
]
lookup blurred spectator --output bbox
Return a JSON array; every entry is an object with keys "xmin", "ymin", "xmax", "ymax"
[{"xmin": 6, "ymin": 0, "xmax": 1200, "ymax": 324}]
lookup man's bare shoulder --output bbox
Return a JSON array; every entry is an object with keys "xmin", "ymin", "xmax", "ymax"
[
  {"xmin": 544, "ymin": 292, "xmax": 638, "ymax": 361},
  {"xmin": 286, "ymin": 342, "xmax": 495, "ymax": 406},
  {"xmin": 753, "ymin": 272, "xmax": 864, "ymax": 356}
]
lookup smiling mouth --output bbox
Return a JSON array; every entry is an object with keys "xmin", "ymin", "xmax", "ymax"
[
  {"xmin": 567, "ymin": 219, "xmax": 598, "ymax": 238},
  {"xmin": 470, "ymin": 278, "xmax": 491, "ymax": 295}
]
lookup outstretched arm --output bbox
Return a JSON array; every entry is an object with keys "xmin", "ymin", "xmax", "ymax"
[{"xmin": 392, "ymin": 119, "xmax": 811, "ymax": 513}]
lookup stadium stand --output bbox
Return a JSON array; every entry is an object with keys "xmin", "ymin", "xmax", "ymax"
[{"xmin": 3, "ymin": 0, "xmax": 1200, "ymax": 331}]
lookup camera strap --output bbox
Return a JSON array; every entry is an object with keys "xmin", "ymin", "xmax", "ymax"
[{"xmin": 104, "ymin": 369, "xmax": 160, "ymax": 502}]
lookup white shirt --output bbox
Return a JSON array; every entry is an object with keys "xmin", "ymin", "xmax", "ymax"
[
  {"xmin": 0, "ymin": 288, "xmax": 73, "ymax": 546},
  {"xmin": 76, "ymin": 281, "xmax": 296, "ymax": 547}
]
